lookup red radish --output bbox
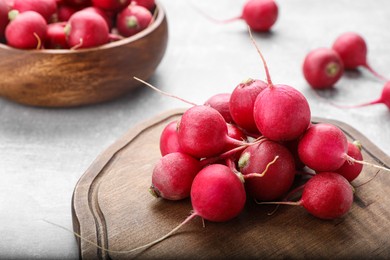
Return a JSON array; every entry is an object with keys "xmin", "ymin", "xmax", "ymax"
[
  {"xmin": 229, "ymin": 78, "xmax": 267, "ymax": 134},
  {"xmin": 302, "ymin": 48, "xmax": 344, "ymax": 89},
  {"xmin": 190, "ymin": 164, "xmax": 246, "ymax": 222},
  {"xmin": 134, "ymin": 0, "xmax": 155, "ymax": 11},
  {"xmin": 334, "ymin": 141, "xmax": 363, "ymax": 182},
  {"xmin": 57, "ymin": 4, "xmax": 79, "ymax": 21},
  {"xmin": 159, "ymin": 120, "xmax": 182, "ymax": 156},
  {"xmin": 177, "ymin": 105, "xmax": 246, "ymax": 158},
  {"xmin": 12, "ymin": 0, "xmax": 57, "ymax": 23},
  {"xmin": 332, "ymin": 32, "xmax": 387, "ymax": 81},
  {"xmin": 45, "ymin": 22, "xmax": 68, "ymax": 49},
  {"xmin": 91, "ymin": 0, "xmax": 131, "ymax": 12},
  {"xmin": 197, "ymin": 0, "xmax": 278, "ymax": 32},
  {"xmin": 5, "ymin": 10, "xmax": 47, "ymax": 49},
  {"xmin": 116, "ymin": 3, "xmax": 153, "ymax": 37},
  {"xmin": 241, "ymin": 0, "xmax": 278, "ymax": 32},
  {"xmin": 82, "ymin": 6, "xmax": 113, "ymax": 29},
  {"xmin": 298, "ymin": 123, "xmax": 348, "ymax": 172},
  {"xmin": 0, "ymin": 0, "xmax": 9, "ymax": 39},
  {"xmin": 249, "ymin": 30, "xmax": 311, "ymax": 141},
  {"xmin": 238, "ymin": 139, "xmax": 296, "ymax": 201},
  {"xmin": 204, "ymin": 93, "xmax": 234, "ymax": 123},
  {"xmin": 64, "ymin": 10, "xmax": 109, "ymax": 49},
  {"xmin": 259, "ymin": 172, "xmax": 354, "ymax": 220},
  {"xmin": 149, "ymin": 152, "xmax": 202, "ymax": 200},
  {"xmin": 298, "ymin": 123, "xmax": 390, "ymax": 174},
  {"xmin": 225, "ymin": 123, "xmax": 248, "ymax": 152}
]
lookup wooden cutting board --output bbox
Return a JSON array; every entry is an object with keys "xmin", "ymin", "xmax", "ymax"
[{"xmin": 72, "ymin": 109, "xmax": 390, "ymax": 259}]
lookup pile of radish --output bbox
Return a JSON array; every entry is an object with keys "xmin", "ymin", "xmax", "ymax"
[
  {"xmin": 0, "ymin": 0, "xmax": 156, "ymax": 49},
  {"xmin": 121, "ymin": 32, "xmax": 390, "ymax": 254},
  {"xmin": 302, "ymin": 31, "xmax": 390, "ymax": 110}
]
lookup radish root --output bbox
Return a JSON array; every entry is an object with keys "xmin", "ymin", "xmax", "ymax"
[
  {"xmin": 134, "ymin": 77, "xmax": 198, "ymax": 106},
  {"xmin": 243, "ymin": 155, "xmax": 279, "ymax": 178},
  {"xmin": 44, "ymin": 211, "xmax": 198, "ymax": 255},
  {"xmin": 248, "ymin": 26, "xmax": 273, "ymax": 86},
  {"xmin": 345, "ymin": 155, "xmax": 390, "ymax": 173}
]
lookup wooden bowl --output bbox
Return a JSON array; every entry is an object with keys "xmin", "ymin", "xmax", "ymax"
[{"xmin": 0, "ymin": 2, "xmax": 168, "ymax": 107}]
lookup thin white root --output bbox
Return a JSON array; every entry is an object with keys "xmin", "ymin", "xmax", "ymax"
[
  {"xmin": 43, "ymin": 211, "xmax": 198, "ymax": 255},
  {"xmin": 133, "ymin": 77, "xmax": 198, "ymax": 106},
  {"xmin": 346, "ymin": 155, "xmax": 390, "ymax": 173}
]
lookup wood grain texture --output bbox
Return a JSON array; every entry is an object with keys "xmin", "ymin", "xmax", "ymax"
[
  {"xmin": 72, "ymin": 109, "xmax": 390, "ymax": 259},
  {"xmin": 0, "ymin": 3, "xmax": 168, "ymax": 107}
]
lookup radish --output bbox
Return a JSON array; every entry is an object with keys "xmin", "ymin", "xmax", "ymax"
[
  {"xmin": 159, "ymin": 120, "xmax": 182, "ymax": 156},
  {"xmin": 259, "ymin": 172, "xmax": 354, "ymax": 220},
  {"xmin": 134, "ymin": 0, "xmax": 155, "ymax": 11},
  {"xmin": 332, "ymin": 32, "xmax": 387, "ymax": 81},
  {"xmin": 302, "ymin": 48, "xmax": 344, "ymax": 89},
  {"xmin": 12, "ymin": 0, "xmax": 57, "ymax": 23},
  {"xmin": 196, "ymin": 0, "xmax": 278, "ymax": 32},
  {"xmin": 298, "ymin": 123, "xmax": 348, "ymax": 172},
  {"xmin": 190, "ymin": 164, "xmax": 246, "ymax": 222},
  {"xmin": 57, "ymin": 4, "xmax": 79, "ymax": 21},
  {"xmin": 91, "ymin": 0, "xmax": 131, "ymax": 12},
  {"xmin": 82, "ymin": 6, "xmax": 113, "ymax": 29},
  {"xmin": 225, "ymin": 123, "xmax": 247, "ymax": 151},
  {"xmin": 248, "ymin": 30, "xmax": 311, "ymax": 141},
  {"xmin": 229, "ymin": 78, "xmax": 267, "ymax": 134},
  {"xmin": 298, "ymin": 123, "xmax": 390, "ymax": 175},
  {"xmin": 116, "ymin": 3, "xmax": 153, "ymax": 37},
  {"xmin": 334, "ymin": 141, "xmax": 363, "ymax": 182},
  {"xmin": 238, "ymin": 139, "xmax": 296, "ymax": 201},
  {"xmin": 149, "ymin": 152, "xmax": 202, "ymax": 200},
  {"xmin": 204, "ymin": 93, "xmax": 234, "ymax": 123},
  {"xmin": 64, "ymin": 9, "xmax": 109, "ymax": 49},
  {"xmin": 45, "ymin": 22, "xmax": 68, "ymax": 49},
  {"xmin": 0, "ymin": 0, "xmax": 9, "ymax": 39},
  {"xmin": 177, "ymin": 105, "xmax": 246, "ymax": 158},
  {"xmin": 241, "ymin": 0, "xmax": 278, "ymax": 32},
  {"xmin": 5, "ymin": 10, "xmax": 47, "ymax": 49}
]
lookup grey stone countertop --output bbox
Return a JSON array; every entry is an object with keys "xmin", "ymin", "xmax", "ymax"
[{"xmin": 1, "ymin": 0, "xmax": 389, "ymax": 259}]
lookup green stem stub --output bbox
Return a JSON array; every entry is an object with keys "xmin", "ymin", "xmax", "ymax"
[
  {"xmin": 127, "ymin": 16, "xmax": 139, "ymax": 29},
  {"xmin": 238, "ymin": 152, "xmax": 250, "ymax": 170},
  {"xmin": 326, "ymin": 62, "xmax": 341, "ymax": 77},
  {"xmin": 8, "ymin": 10, "xmax": 19, "ymax": 21},
  {"xmin": 149, "ymin": 185, "xmax": 160, "ymax": 198}
]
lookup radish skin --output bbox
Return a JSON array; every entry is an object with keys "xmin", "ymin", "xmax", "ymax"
[
  {"xmin": 258, "ymin": 172, "xmax": 354, "ymax": 220},
  {"xmin": 332, "ymin": 32, "xmax": 387, "ymax": 81},
  {"xmin": 238, "ymin": 139, "xmax": 296, "ymax": 201},
  {"xmin": 303, "ymin": 48, "xmax": 344, "ymax": 89},
  {"xmin": 177, "ymin": 106, "xmax": 246, "ymax": 158},
  {"xmin": 229, "ymin": 78, "xmax": 267, "ymax": 134},
  {"xmin": 150, "ymin": 152, "xmax": 202, "ymax": 200},
  {"xmin": 298, "ymin": 123, "xmax": 348, "ymax": 172},
  {"xmin": 195, "ymin": 0, "xmax": 278, "ymax": 32},
  {"xmin": 248, "ymin": 27, "xmax": 311, "ymax": 141},
  {"xmin": 5, "ymin": 10, "xmax": 47, "ymax": 49},
  {"xmin": 159, "ymin": 120, "xmax": 182, "ymax": 156},
  {"xmin": 205, "ymin": 93, "xmax": 234, "ymax": 123},
  {"xmin": 334, "ymin": 141, "xmax": 364, "ymax": 182}
]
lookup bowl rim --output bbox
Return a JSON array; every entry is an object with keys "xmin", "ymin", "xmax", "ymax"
[{"xmin": 0, "ymin": 1, "xmax": 166, "ymax": 54}]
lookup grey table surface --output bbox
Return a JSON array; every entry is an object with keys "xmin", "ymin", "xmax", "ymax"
[{"xmin": 1, "ymin": 0, "xmax": 389, "ymax": 259}]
